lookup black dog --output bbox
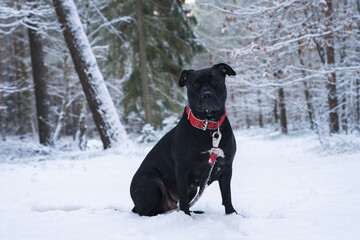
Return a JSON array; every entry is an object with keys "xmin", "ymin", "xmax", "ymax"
[{"xmin": 130, "ymin": 63, "xmax": 237, "ymax": 216}]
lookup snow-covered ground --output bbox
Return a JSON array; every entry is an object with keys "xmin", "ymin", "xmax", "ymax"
[{"xmin": 1, "ymin": 130, "xmax": 360, "ymax": 240}]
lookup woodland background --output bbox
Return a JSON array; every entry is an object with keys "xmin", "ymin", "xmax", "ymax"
[{"xmin": 0, "ymin": 0, "xmax": 359, "ymax": 150}]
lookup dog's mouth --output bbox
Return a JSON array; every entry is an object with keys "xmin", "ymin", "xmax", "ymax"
[{"xmin": 196, "ymin": 103, "xmax": 221, "ymax": 120}]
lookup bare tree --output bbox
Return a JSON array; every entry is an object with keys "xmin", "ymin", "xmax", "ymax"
[
  {"xmin": 27, "ymin": 1, "xmax": 53, "ymax": 145},
  {"xmin": 52, "ymin": 0, "xmax": 126, "ymax": 149},
  {"xmin": 324, "ymin": 0, "xmax": 339, "ymax": 133},
  {"xmin": 191, "ymin": 0, "xmax": 359, "ymax": 137}
]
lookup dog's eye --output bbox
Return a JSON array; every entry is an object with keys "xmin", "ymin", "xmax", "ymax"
[
  {"xmin": 211, "ymin": 79, "xmax": 219, "ymax": 85},
  {"xmin": 192, "ymin": 82, "xmax": 200, "ymax": 89}
]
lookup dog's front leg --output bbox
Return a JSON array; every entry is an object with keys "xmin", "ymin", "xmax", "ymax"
[
  {"xmin": 175, "ymin": 167, "xmax": 191, "ymax": 215},
  {"xmin": 219, "ymin": 167, "xmax": 237, "ymax": 214}
]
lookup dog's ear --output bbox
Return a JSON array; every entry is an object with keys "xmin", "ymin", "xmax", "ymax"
[
  {"xmin": 213, "ymin": 63, "xmax": 236, "ymax": 76},
  {"xmin": 179, "ymin": 69, "xmax": 194, "ymax": 87}
]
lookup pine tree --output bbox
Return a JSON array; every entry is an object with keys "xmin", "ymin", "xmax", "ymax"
[{"xmin": 101, "ymin": 0, "xmax": 203, "ymax": 129}]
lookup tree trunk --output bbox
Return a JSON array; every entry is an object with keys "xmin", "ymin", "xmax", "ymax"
[
  {"xmin": 278, "ymin": 88, "xmax": 288, "ymax": 134},
  {"xmin": 53, "ymin": 0, "xmax": 126, "ymax": 149},
  {"xmin": 0, "ymin": 96, "xmax": 5, "ymax": 141},
  {"xmin": 53, "ymin": 55, "xmax": 70, "ymax": 142},
  {"xmin": 273, "ymin": 99, "xmax": 279, "ymax": 125},
  {"xmin": 19, "ymin": 37, "xmax": 32, "ymax": 136},
  {"xmin": 341, "ymin": 95, "xmax": 348, "ymax": 133},
  {"xmin": 356, "ymin": 1, "xmax": 360, "ymax": 132},
  {"xmin": 298, "ymin": 40, "xmax": 314, "ymax": 129},
  {"xmin": 136, "ymin": 0, "xmax": 152, "ymax": 125},
  {"xmin": 244, "ymin": 97, "xmax": 251, "ymax": 128},
  {"xmin": 257, "ymin": 91, "xmax": 263, "ymax": 128},
  {"xmin": 17, "ymin": 32, "xmax": 33, "ymax": 136},
  {"xmin": 27, "ymin": 14, "xmax": 53, "ymax": 146},
  {"xmin": 0, "ymin": 37, "xmax": 5, "ymax": 141},
  {"xmin": 303, "ymin": 82, "xmax": 314, "ymax": 129},
  {"xmin": 356, "ymin": 79, "xmax": 360, "ymax": 132},
  {"xmin": 13, "ymin": 36, "xmax": 24, "ymax": 136},
  {"xmin": 9, "ymin": 36, "xmax": 17, "ymax": 135},
  {"xmin": 12, "ymin": 35, "xmax": 24, "ymax": 136},
  {"xmin": 324, "ymin": 0, "xmax": 339, "ymax": 133},
  {"xmin": 0, "ymin": 108, "xmax": 4, "ymax": 141},
  {"xmin": 75, "ymin": 94, "xmax": 87, "ymax": 150}
]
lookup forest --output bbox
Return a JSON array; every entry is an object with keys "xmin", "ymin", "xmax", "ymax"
[
  {"xmin": 0, "ymin": 0, "xmax": 359, "ymax": 149},
  {"xmin": 1, "ymin": 1, "xmax": 360, "ymax": 239}
]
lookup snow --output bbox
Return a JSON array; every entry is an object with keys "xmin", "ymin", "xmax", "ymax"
[{"xmin": 1, "ymin": 130, "xmax": 360, "ymax": 240}]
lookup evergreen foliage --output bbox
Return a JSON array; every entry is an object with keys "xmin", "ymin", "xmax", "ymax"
[{"xmin": 101, "ymin": 0, "xmax": 204, "ymax": 128}]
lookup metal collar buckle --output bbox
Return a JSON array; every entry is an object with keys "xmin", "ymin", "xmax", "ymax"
[{"xmin": 202, "ymin": 119, "xmax": 209, "ymax": 131}]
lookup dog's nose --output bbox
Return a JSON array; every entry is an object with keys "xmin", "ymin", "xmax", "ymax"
[{"xmin": 201, "ymin": 91, "xmax": 213, "ymax": 99}]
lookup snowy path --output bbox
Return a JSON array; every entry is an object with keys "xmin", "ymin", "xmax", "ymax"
[{"xmin": 1, "ymin": 132, "xmax": 360, "ymax": 240}]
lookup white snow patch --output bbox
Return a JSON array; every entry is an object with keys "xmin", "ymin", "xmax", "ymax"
[{"xmin": 1, "ymin": 131, "xmax": 360, "ymax": 239}]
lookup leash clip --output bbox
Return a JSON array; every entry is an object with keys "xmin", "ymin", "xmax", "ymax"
[
  {"xmin": 210, "ymin": 126, "xmax": 223, "ymax": 164},
  {"xmin": 212, "ymin": 127, "xmax": 222, "ymax": 148}
]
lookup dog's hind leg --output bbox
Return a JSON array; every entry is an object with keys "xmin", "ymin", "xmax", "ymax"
[
  {"xmin": 131, "ymin": 207, "xmax": 138, "ymax": 213},
  {"xmin": 130, "ymin": 178, "xmax": 162, "ymax": 216}
]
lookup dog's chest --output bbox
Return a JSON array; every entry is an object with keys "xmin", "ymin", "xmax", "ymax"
[{"xmin": 188, "ymin": 152, "xmax": 226, "ymax": 187}]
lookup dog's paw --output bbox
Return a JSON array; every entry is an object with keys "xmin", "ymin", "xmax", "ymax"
[{"xmin": 225, "ymin": 208, "xmax": 237, "ymax": 215}]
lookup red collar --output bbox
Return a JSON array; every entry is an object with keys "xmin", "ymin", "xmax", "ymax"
[{"xmin": 186, "ymin": 105, "xmax": 226, "ymax": 131}]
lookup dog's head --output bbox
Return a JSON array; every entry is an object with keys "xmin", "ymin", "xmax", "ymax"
[{"xmin": 179, "ymin": 63, "xmax": 236, "ymax": 120}]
